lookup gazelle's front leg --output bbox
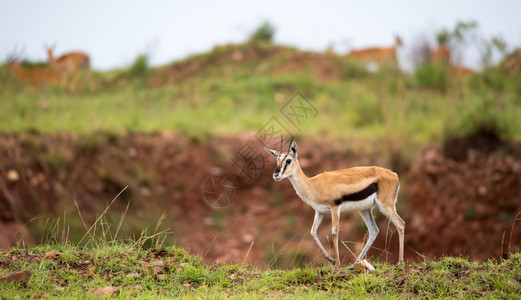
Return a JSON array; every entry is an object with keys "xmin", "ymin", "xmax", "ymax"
[
  {"xmin": 330, "ymin": 206, "xmax": 341, "ymax": 271},
  {"xmin": 310, "ymin": 211, "xmax": 335, "ymax": 264}
]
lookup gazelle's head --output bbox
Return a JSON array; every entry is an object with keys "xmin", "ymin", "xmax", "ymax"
[{"xmin": 264, "ymin": 137, "xmax": 298, "ymax": 181}]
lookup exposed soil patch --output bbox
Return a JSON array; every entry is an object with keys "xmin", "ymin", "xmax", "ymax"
[
  {"xmin": 1, "ymin": 132, "xmax": 520, "ymax": 267},
  {"xmin": 408, "ymin": 135, "xmax": 521, "ymax": 260},
  {"xmin": 0, "ymin": 132, "xmax": 398, "ymax": 268}
]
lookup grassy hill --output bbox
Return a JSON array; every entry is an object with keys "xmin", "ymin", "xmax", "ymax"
[
  {"xmin": 2, "ymin": 42, "xmax": 520, "ymax": 147},
  {"xmin": 1, "ymin": 243, "xmax": 520, "ymax": 299}
]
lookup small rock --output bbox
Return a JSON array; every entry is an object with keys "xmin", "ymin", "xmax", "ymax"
[
  {"xmin": 274, "ymin": 92, "xmax": 285, "ymax": 103},
  {"xmin": 269, "ymin": 291, "xmax": 292, "ymax": 297},
  {"xmin": 128, "ymin": 284, "xmax": 143, "ymax": 291},
  {"xmin": 409, "ymin": 268, "xmax": 420, "ymax": 275},
  {"xmin": 45, "ymin": 250, "xmax": 60, "ymax": 259},
  {"xmin": 241, "ymin": 234, "xmax": 254, "ymax": 243},
  {"xmin": 0, "ymin": 270, "xmax": 31, "ymax": 284},
  {"xmin": 478, "ymin": 186, "xmax": 487, "ymax": 196},
  {"xmin": 226, "ymin": 273, "xmax": 236, "ymax": 281},
  {"xmin": 156, "ymin": 274, "xmax": 167, "ymax": 281},
  {"xmin": 153, "ymin": 260, "xmax": 164, "ymax": 267},
  {"xmin": 126, "ymin": 272, "xmax": 141, "ymax": 279},
  {"xmin": 128, "ymin": 147, "xmax": 138, "ymax": 158},
  {"xmin": 203, "ymin": 217, "xmax": 213, "ymax": 226},
  {"xmin": 231, "ymin": 50, "xmax": 243, "ymax": 61},
  {"xmin": 159, "ymin": 288, "xmax": 169, "ymax": 295},
  {"xmin": 183, "ymin": 283, "xmax": 192, "ymax": 288},
  {"xmin": 508, "ymin": 279, "xmax": 519, "ymax": 286},
  {"xmin": 92, "ymin": 286, "xmax": 119, "ymax": 297},
  {"xmin": 6, "ymin": 169, "xmax": 19, "ymax": 182},
  {"xmin": 153, "ymin": 260, "xmax": 164, "ymax": 274}
]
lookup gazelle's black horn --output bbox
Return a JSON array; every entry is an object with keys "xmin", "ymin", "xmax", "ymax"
[
  {"xmin": 280, "ymin": 135, "xmax": 283, "ymax": 154},
  {"xmin": 287, "ymin": 136, "xmax": 294, "ymax": 153}
]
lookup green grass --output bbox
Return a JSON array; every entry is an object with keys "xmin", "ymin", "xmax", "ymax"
[
  {"xmin": 1, "ymin": 42, "xmax": 521, "ymax": 148},
  {"xmin": 1, "ymin": 244, "xmax": 520, "ymax": 298}
]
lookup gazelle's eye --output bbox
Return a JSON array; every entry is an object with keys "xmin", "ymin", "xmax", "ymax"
[{"xmin": 286, "ymin": 159, "xmax": 292, "ymax": 165}]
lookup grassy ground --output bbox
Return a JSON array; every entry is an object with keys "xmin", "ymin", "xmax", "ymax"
[
  {"xmin": 1, "ymin": 243, "xmax": 520, "ymax": 299},
  {"xmin": 1, "ymin": 43, "xmax": 520, "ymax": 147}
]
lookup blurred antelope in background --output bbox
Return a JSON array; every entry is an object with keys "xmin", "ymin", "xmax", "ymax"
[
  {"xmin": 431, "ymin": 45, "xmax": 451, "ymax": 65},
  {"xmin": 347, "ymin": 36, "xmax": 403, "ymax": 69},
  {"xmin": 46, "ymin": 45, "xmax": 91, "ymax": 90},
  {"xmin": 265, "ymin": 137, "xmax": 405, "ymax": 271},
  {"xmin": 431, "ymin": 45, "xmax": 476, "ymax": 77},
  {"xmin": 7, "ymin": 55, "xmax": 65, "ymax": 88}
]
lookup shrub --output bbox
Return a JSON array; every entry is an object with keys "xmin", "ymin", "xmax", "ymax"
[
  {"xmin": 443, "ymin": 96, "xmax": 517, "ymax": 143},
  {"xmin": 414, "ymin": 63, "xmax": 449, "ymax": 92},
  {"xmin": 249, "ymin": 21, "xmax": 276, "ymax": 43},
  {"xmin": 340, "ymin": 59, "xmax": 371, "ymax": 79},
  {"xmin": 127, "ymin": 54, "xmax": 149, "ymax": 78}
]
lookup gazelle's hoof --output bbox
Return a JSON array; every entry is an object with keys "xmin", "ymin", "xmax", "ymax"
[{"xmin": 350, "ymin": 259, "xmax": 376, "ymax": 272}]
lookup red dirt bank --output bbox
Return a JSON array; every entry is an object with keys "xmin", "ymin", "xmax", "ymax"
[{"xmin": 0, "ymin": 132, "xmax": 519, "ymax": 267}]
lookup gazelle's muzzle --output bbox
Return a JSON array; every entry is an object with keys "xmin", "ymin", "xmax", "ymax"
[{"xmin": 273, "ymin": 166, "xmax": 282, "ymax": 181}]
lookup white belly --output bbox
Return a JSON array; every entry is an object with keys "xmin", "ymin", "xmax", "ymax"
[
  {"xmin": 339, "ymin": 193, "xmax": 377, "ymax": 212},
  {"xmin": 300, "ymin": 193, "xmax": 377, "ymax": 214}
]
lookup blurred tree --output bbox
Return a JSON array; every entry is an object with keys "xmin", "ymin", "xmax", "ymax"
[
  {"xmin": 249, "ymin": 21, "xmax": 276, "ymax": 43},
  {"xmin": 480, "ymin": 36, "xmax": 508, "ymax": 68},
  {"xmin": 452, "ymin": 21, "xmax": 479, "ymax": 45},
  {"xmin": 450, "ymin": 21, "xmax": 478, "ymax": 64},
  {"xmin": 433, "ymin": 29, "xmax": 452, "ymax": 65},
  {"xmin": 436, "ymin": 29, "xmax": 451, "ymax": 46},
  {"xmin": 128, "ymin": 54, "xmax": 149, "ymax": 78}
]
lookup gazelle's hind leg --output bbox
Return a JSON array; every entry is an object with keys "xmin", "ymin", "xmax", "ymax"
[
  {"xmin": 355, "ymin": 209, "xmax": 379, "ymax": 264},
  {"xmin": 385, "ymin": 209, "xmax": 405, "ymax": 263},
  {"xmin": 330, "ymin": 206, "xmax": 341, "ymax": 271},
  {"xmin": 376, "ymin": 183, "xmax": 405, "ymax": 263}
]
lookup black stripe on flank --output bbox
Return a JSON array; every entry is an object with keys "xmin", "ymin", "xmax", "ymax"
[{"xmin": 333, "ymin": 182, "xmax": 378, "ymax": 206}]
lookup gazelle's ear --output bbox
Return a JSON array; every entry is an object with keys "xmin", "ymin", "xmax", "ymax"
[
  {"xmin": 264, "ymin": 147, "xmax": 279, "ymax": 157},
  {"xmin": 289, "ymin": 141, "xmax": 298, "ymax": 159}
]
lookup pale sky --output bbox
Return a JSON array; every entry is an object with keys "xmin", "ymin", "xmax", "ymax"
[{"xmin": 1, "ymin": 0, "xmax": 520, "ymax": 71}]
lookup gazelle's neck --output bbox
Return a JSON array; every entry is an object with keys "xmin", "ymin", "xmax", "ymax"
[{"xmin": 287, "ymin": 161, "xmax": 315, "ymax": 200}]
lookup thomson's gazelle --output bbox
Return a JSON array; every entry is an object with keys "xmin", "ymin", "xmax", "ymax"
[{"xmin": 265, "ymin": 138, "xmax": 404, "ymax": 270}]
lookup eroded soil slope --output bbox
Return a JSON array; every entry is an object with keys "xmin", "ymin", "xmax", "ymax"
[
  {"xmin": 407, "ymin": 130, "xmax": 521, "ymax": 260},
  {"xmin": 1, "ymin": 132, "xmax": 520, "ymax": 267}
]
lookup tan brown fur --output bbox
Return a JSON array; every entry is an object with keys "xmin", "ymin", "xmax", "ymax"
[
  {"xmin": 450, "ymin": 65, "xmax": 476, "ymax": 77},
  {"xmin": 431, "ymin": 46, "xmax": 475, "ymax": 77},
  {"xmin": 47, "ymin": 47, "xmax": 91, "ymax": 90},
  {"xmin": 432, "ymin": 45, "xmax": 451, "ymax": 65},
  {"xmin": 8, "ymin": 60, "xmax": 65, "ymax": 88},
  {"xmin": 347, "ymin": 36, "xmax": 403, "ymax": 67}
]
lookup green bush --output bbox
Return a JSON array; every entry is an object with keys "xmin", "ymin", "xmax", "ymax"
[
  {"xmin": 127, "ymin": 54, "xmax": 149, "ymax": 78},
  {"xmin": 249, "ymin": 21, "xmax": 276, "ymax": 43},
  {"xmin": 341, "ymin": 59, "xmax": 371, "ymax": 79},
  {"xmin": 415, "ymin": 63, "xmax": 449, "ymax": 92},
  {"xmin": 443, "ymin": 96, "xmax": 517, "ymax": 142}
]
